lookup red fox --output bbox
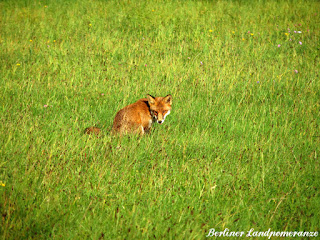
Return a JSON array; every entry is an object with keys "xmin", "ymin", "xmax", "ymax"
[{"xmin": 84, "ymin": 94, "xmax": 172, "ymax": 135}]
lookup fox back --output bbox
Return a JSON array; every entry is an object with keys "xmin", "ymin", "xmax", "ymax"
[{"xmin": 112, "ymin": 94, "xmax": 172, "ymax": 135}]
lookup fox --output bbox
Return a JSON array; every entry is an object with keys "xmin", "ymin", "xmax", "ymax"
[{"xmin": 84, "ymin": 94, "xmax": 172, "ymax": 136}]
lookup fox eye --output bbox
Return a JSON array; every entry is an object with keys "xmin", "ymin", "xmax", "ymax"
[
  {"xmin": 163, "ymin": 111, "xmax": 167, "ymax": 114},
  {"xmin": 153, "ymin": 111, "xmax": 158, "ymax": 116}
]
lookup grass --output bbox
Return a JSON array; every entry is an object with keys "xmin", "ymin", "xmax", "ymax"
[{"xmin": 1, "ymin": 0, "xmax": 320, "ymax": 238}]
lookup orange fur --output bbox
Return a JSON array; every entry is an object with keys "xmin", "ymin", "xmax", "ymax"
[
  {"xmin": 112, "ymin": 94, "xmax": 172, "ymax": 135},
  {"xmin": 84, "ymin": 94, "xmax": 172, "ymax": 136}
]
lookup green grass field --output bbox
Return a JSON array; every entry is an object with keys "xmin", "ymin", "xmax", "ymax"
[{"xmin": 1, "ymin": 0, "xmax": 320, "ymax": 238}]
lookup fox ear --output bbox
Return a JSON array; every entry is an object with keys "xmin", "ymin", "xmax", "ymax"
[
  {"xmin": 163, "ymin": 94, "xmax": 172, "ymax": 105},
  {"xmin": 147, "ymin": 94, "xmax": 156, "ymax": 105}
]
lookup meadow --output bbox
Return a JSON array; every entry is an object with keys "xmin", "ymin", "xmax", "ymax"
[{"xmin": 1, "ymin": 0, "xmax": 319, "ymax": 238}]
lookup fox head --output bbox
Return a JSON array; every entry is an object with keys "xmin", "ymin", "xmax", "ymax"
[{"xmin": 147, "ymin": 94, "xmax": 172, "ymax": 124}]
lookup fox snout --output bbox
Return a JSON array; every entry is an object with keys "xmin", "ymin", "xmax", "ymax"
[
  {"xmin": 152, "ymin": 110, "xmax": 171, "ymax": 125},
  {"xmin": 156, "ymin": 113, "xmax": 164, "ymax": 124}
]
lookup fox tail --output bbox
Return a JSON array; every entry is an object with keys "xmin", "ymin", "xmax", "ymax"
[{"xmin": 84, "ymin": 126, "xmax": 101, "ymax": 135}]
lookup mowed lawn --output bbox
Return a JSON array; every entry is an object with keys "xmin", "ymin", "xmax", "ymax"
[{"xmin": 0, "ymin": 0, "xmax": 319, "ymax": 238}]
